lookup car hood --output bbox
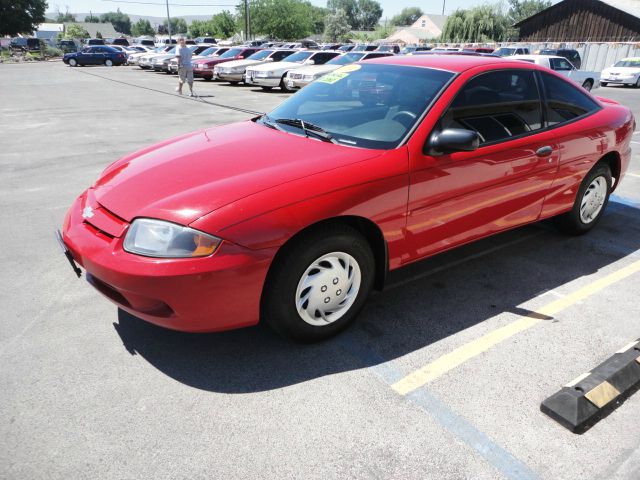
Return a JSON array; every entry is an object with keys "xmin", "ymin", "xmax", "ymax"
[
  {"xmin": 294, "ymin": 64, "xmax": 341, "ymax": 76},
  {"xmin": 92, "ymin": 121, "xmax": 382, "ymax": 225},
  {"xmin": 218, "ymin": 58, "xmax": 267, "ymax": 69},
  {"xmin": 603, "ymin": 67, "xmax": 640, "ymax": 75},
  {"xmin": 250, "ymin": 61, "xmax": 304, "ymax": 72}
]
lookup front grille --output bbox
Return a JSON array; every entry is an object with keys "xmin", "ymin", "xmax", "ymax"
[{"xmin": 289, "ymin": 73, "xmax": 303, "ymax": 79}]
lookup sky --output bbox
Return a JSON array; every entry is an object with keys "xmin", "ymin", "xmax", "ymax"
[{"xmin": 48, "ymin": 0, "xmax": 551, "ymax": 20}]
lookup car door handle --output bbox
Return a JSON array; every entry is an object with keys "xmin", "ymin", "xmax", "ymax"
[{"xmin": 536, "ymin": 146, "xmax": 553, "ymax": 157}]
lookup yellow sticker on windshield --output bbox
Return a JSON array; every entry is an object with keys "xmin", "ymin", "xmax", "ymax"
[
  {"xmin": 317, "ymin": 72, "xmax": 349, "ymax": 84},
  {"xmin": 336, "ymin": 64, "xmax": 361, "ymax": 73}
]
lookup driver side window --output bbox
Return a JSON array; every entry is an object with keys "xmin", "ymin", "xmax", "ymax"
[{"xmin": 440, "ymin": 70, "xmax": 543, "ymax": 145}]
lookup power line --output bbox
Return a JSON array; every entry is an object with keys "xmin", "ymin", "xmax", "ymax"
[{"xmin": 101, "ymin": 0, "xmax": 238, "ymax": 6}]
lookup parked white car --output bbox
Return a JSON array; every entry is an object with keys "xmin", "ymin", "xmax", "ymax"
[
  {"xmin": 136, "ymin": 46, "xmax": 175, "ymax": 69},
  {"xmin": 600, "ymin": 58, "xmax": 640, "ymax": 87},
  {"xmin": 168, "ymin": 46, "xmax": 228, "ymax": 73},
  {"xmin": 513, "ymin": 55, "xmax": 600, "ymax": 91},
  {"xmin": 214, "ymin": 49, "xmax": 297, "ymax": 83},
  {"xmin": 245, "ymin": 50, "xmax": 341, "ymax": 91},
  {"xmin": 285, "ymin": 51, "xmax": 394, "ymax": 89}
]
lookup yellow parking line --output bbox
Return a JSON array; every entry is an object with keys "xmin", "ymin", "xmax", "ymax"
[{"xmin": 391, "ymin": 258, "xmax": 640, "ymax": 396}]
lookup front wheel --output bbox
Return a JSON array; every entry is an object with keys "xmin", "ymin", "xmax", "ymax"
[
  {"xmin": 554, "ymin": 163, "xmax": 611, "ymax": 235},
  {"xmin": 104, "ymin": 59, "xmax": 113, "ymax": 67},
  {"xmin": 68, "ymin": 58, "xmax": 77, "ymax": 67},
  {"xmin": 582, "ymin": 79, "xmax": 593, "ymax": 91},
  {"xmin": 601, "ymin": 81, "xmax": 608, "ymax": 87},
  {"xmin": 262, "ymin": 225, "xmax": 375, "ymax": 342},
  {"xmin": 635, "ymin": 77, "xmax": 640, "ymax": 88},
  {"xmin": 280, "ymin": 74, "xmax": 293, "ymax": 92}
]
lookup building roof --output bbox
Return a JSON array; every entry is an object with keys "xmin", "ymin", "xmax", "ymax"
[
  {"xmin": 515, "ymin": 0, "xmax": 640, "ymax": 27},
  {"xmin": 64, "ymin": 22, "xmax": 119, "ymax": 38},
  {"xmin": 37, "ymin": 23, "xmax": 64, "ymax": 32}
]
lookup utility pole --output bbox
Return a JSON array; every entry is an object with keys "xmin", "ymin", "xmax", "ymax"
[
  {"xmin": 165, "ymin": 0, "xmax": 172, "ymax": 42},
  {"xmin": 244, "ymin": 0, "xmax": 250, "ymax": 41},
  {"xmin": 442, "ymin": 0, "xmax": 446, "ymax": 16}
]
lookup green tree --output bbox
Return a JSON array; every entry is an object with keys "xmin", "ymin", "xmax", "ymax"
[
  {"xmin": 210, "ymin": 10, "xmax": 236, "ymax": 38},
  {"xmin": 0, "ymin": 0, "xmax": 47, "ymax": 36},
  {"xmin": 55, "ymin": 8, "xmax": 76, "ymax": 23},
  {"xmin": 95, "ymin": 30, "xmax": 102, "ymax": 38},
  {"xmin": 508, "ymin": 0, "xmax": 551, "ymax": 23},
  {"xmin": 390, "ymin": 7, "xmax": 423, "ymax": 26},
  {"xmin": 323, "ymin": 8, "xmax": 351, "ymax": 42},
  {"xmin": 441, "ymin": 4, "xmax": 511, "ymax": 42},
  {"xmin": 310, "ymin": 5, "xmax": 328, "ymax": 35},
  {"xmin": 100, "ymin": 9, "xmax": 132, "ymax": 34},
  {"xmin": 238, "ymin": 0, "xmax": 314, "ymax": 40},
  {"xmin": 85, "ymin": 13, "xmax": 100, "ymax": 23},
  {"xmin": 327, "ymin": 0, "xmax": 381, "ymax": 30},
  {"xmin": 131, "ymin": 18, "xmax": 155, "ymax": 36},
  {"xmin": 163, "ymin": 17, "xmax": 188, "ymax": 34},
  {"xmin": 188, "ymin": 19, "xmax": 209, "ymax": 37},
  {"xmin": 64, "ymin": 23, "xmax": 90, "ymax": 39}
]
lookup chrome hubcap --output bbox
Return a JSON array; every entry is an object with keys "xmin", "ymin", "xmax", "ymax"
[
  {"xmin": 580, "ymin": 176, "xmax": 607, "ymax": 223},
  {"xmin": 295, "ymin": 252, "xmax": 361, "ymax": 326}
]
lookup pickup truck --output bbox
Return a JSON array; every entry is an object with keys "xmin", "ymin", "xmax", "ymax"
[{"xmin": 513, "ymin": 54, "xmax": 600, "ymax": 91}]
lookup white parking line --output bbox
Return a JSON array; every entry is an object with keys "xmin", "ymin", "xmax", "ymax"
[{"xmin": 626, "ymin": 172, "xmax": 640, "ymax": 178}]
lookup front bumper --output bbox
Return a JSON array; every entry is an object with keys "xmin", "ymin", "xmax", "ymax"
[
  {"xmin": 245, "ymin": 75, "xmax": 281, "ymax": 87},
  {"xmin": 216, "ymin": 71, "xmax": 244, "ymax": 82},
  {"xmin": 285, "ymin": 77, "xmax": 310, "ymax": 89},
  {"xmin": 193, "ymin": 68, "xmax": 214, "ymax": 79},
  {"xmin": 602, "ymin": 76, "xmax": 638, "ymax": 85},
  {"xmin": 61, "ymin": 191, "xmax": 274, "ymax": 332}
]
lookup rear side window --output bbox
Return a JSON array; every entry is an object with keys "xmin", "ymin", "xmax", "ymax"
[
  {"xmin": 441, "ymin": 70, "xmax": 543, "ymax": 145},
  {"xmin": 312, "ymin": 52, "xmax": 340, "ymax": 64},
  {"xmin": 550, "ymin": 58, "xmax": 573, "ymax": 71},
  {"xmin": 539, "ymin": 72, "xmax": 599, "ymax": 126}
]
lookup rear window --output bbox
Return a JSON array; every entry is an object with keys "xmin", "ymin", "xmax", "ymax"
[{"xmin": 540, "ymin": 72, "xmax": 600, "ymax": 126}]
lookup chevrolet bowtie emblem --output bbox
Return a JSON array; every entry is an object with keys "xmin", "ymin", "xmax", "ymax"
[{"xmin": 82, "ymin": 206, "xmax": 94, "ymax": 219}]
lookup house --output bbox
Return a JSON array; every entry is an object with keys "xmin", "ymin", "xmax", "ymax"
[
  {"xmin": 385, "ymin": 14, "xmax": 448, "ymax": 44},
  {"xmin": 514, "ymin": 0, "xmax": 640, "ymax": 42},
  {"xmin": 35, "ymin": 23, "xmax": 64, "ymax": 42}
]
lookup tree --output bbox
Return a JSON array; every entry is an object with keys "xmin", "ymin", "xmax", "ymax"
[
  {"xmin": 237, "ymin": 0, "xmax": 314, "ymax": 40},
  {"xmin": 323, "ymin": 8, "xmax": 351, "ymax": 42},
  {"xmin": 327, "ymin": 0, "xmax": 357, "ymax": 29},
  {"xmin": 55, "ymin": 8, "xmax": 76, "ymax": 23},
  {"xmin": 85, "ymin": 13, "xmax": 100, "ymax": 23},
  {"xmin": 441, "ymin": 4, "xmax": 511, "ymax": 42},
  {"xmin": 309, "ymin": 5, "xmax": 328, "ymax": 35},
  {"xmin": 163, "ymin": 17, "xmax": 188, "ymax": 34},
  {"xmin": 0, "ymin": 0, "xmax": 47, "ymax": 36},
  {"xmin": 100, "ymin": 9, "xmax": 132, "ymax": 35},
  {"xmin": 356, "ymin": 0, "xmax": 382, "ymax": 30},
  {"xmin": 390, "ymin": 7, "xmax": 423, "ymax": 26},
  {"xmin": 210, "ymin": 10, "xmax": 236, "ymax": 38},
  {"xmin": 64, "ymin": 23, "xmax": 90, "ymax": 39},
  {"xmin": 508, "ymin": 0, "xmax": 551, "ymax": 23},
  {"xmin": 131, "ymin": 18, "xmax": 155, "ymax": 36}
]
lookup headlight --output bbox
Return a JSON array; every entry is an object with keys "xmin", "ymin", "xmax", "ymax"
[
  {"xmin": 303, "ymin": 74, "xmax": 316, "ymax": 81},
  {"xmin": 124, "ymin": 218, "xmax": 221, "ymax": 258}
]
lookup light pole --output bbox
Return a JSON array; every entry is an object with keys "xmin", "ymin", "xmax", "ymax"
[
  {"xmin": 165, "ymin": 0, "xmax": 172, "ymax": 42},
  {"xmin": 442, "ymin": 0, "xmax": 446, "ymax": 16},
  {"xmin": 244, "ymin": 0, "xmax": 250, "ymax": 41}
]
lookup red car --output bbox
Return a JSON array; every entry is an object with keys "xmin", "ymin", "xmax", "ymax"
[
  {"xmin": 60, "ymin": 55, "xmax": 634, "ymax": 342},
  {"xmin": 193, "ymin": 47, "xmax": 262, "ymax": 80}
]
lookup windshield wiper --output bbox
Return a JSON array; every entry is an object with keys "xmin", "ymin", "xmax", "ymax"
[
  {"xmin": 275, "ymin": 118, "xmax": 337, "ymax": 143},
  {"xmin": 254, "ymin": 113, "xmax": 283, "ymax": 131}
]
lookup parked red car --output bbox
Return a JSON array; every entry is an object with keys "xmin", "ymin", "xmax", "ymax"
[
  {"xmin": 193, "ymin": 47, "xmax": 262, "ymax": 80},
  {"xmin": 60, "ymin": 55, "xmax": 634, "ymax": 341}
]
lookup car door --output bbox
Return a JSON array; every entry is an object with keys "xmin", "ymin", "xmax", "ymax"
[{"xmin": 404, "ymin": 68, "xmax": 560, "ymax": 261}]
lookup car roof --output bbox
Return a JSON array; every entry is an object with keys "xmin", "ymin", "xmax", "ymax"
[{"xmin": 366, "ymin": 54, "xmax": 523, "ymax": 72}]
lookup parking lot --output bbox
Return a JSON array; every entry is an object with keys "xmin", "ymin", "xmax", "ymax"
[{"xmin": 2, "ymin": 61, "xmax": 640, "ymax": 479}]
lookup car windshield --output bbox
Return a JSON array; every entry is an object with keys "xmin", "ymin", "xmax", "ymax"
[
  {"xmin": 220, "ymin": 48, "xmax": 242, "ymax": 58},
  {"xmin": 282, "ymin": 51, "xmax": 314, "ymax": 63},
  {"xmin": 248, "ymin": 49, "xmax": 273, "ymax": 60},
  {"xmin": 614, "ymin": 59, "xmax": 640, "ymax": 68},
  {"xmin": 199, "ymin": 47, "xmax": 218, "ymax": 56},
  {"xmin": 262, "ymin": 64, "xmax": 453, "ymax": 150},
  {"xmin": 493, "ymin": 48, "xmax": 515, "ymax": 56},
  {"xmin": 328, "ymin": 52, "xmax": 365, "ymax": 65}
]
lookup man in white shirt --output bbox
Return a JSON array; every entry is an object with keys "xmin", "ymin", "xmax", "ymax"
[{"xmin": 175, "ymin": 36, "xmax": 195, "ymax": 97}]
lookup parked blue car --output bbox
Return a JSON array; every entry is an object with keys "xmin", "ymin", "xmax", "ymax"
[{"xmin": 63, "ymin": 46, "xmax": 127, "ymax": 67}]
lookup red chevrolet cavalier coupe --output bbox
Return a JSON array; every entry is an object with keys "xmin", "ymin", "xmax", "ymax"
[{"xmin": 60, "ymin": 55, "xmax": 634, "ymax": 341}]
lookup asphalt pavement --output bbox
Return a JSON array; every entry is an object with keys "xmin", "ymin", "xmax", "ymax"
[{"xmin": 1, "ymin": 61, "xmax": 640, "ymax": 479}]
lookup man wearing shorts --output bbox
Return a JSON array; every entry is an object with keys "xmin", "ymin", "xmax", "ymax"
[{"xmin": 175, "ymin": 36, "xmax": 194, "ymax": 97}]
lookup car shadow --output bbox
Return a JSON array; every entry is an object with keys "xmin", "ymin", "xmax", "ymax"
[{"xmin": 113, "ymin": 201, "xmax": 640, "ymax": 394}]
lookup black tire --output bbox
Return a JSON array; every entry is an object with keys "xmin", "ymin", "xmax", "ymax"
[
  {"xmin": 280, "ymin": 74, "xmax": 293, "ymax": 92},
  {"xmin": 262, "ymin": 225, "xmax": 375, "ymax": 342},
  {"xmin": 203, "ymin": 76, "xmax": 212, "ymax": 82},
  {"xmin": 261, "ymin": 86, "xmax": 273, "ymax": 91},
  {"xmin": 636, "ymin": 77, "xmax": 640, "ymax": 88},
  {"xmin": 601, "ymin": 82, "xmax": 608, "ymax": 87},
  {"xmin": 104, "ymin": 59, "xmax": 113, "ymax": 67},
  {"xmin": 582, "ymin": 79, "xmax": 593, "ymax": 91},
  {"xmin": 554, "ymin": 163, "xmax": 612, "ymax": 235}
]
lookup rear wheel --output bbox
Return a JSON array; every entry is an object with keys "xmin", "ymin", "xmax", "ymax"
[
  {"xmin": 601, "ymin": 82, "xmax": 608, "ymax": 87},
  {"xmin": 104, "ymin": 59, "xmax": 113, "ymax": 67},
  {"xmin": 582, "ymin": 79, "xmax": 593, "ymax": 91},
  {"xmin": 554, "ymin": 163, "xmax": 611, "ymax": 235},
  {"xmin": 262, "ymin": 225, "xmax": 375, "ymax": 342}
]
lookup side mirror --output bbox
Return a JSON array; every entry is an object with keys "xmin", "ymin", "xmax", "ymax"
[{"xmin": 425, "ymin": 128, "xmax": 480, "ymax": 156}]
